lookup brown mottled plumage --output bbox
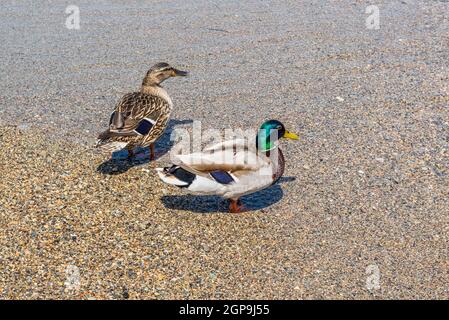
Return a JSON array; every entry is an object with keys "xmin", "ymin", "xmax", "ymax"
[{"xmin": 96, "ymin": 62, "xmax": 188, "ymax": 159}]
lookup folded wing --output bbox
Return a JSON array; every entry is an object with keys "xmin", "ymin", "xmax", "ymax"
[{"xmin": 173, "ymin": 138, "xmax": 271, "ymax": 177}]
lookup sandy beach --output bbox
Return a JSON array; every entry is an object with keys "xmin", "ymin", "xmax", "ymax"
[{"xmin": 0, "ymin": 1, "xmax": 448, "ymax": 299}]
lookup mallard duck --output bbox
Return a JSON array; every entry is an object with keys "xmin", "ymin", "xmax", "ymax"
[
  {"xmin": 156, "ymin": 120, "xmax": 299, "ymax": 213},
  {"xmin": 96, "ymin": 62, "xmax": 188, "ymax": 160}
]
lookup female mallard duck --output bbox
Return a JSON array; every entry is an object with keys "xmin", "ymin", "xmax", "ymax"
[
  {"xmin": 96, "ymin": 62, "xmax": 188, "ymax": 160},
  {"xmin": 156, "ymin": 120, "xmax": 299, "ymax": 213}
]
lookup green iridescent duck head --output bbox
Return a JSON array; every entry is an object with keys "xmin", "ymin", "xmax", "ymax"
[{"xmin": 256, "ymin": 120, "xmax": 299, "ymax": 152}]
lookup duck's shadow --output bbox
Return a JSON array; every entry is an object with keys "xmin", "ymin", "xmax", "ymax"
[
  {"xmin": 161, "ymin": 176, "xmax": 296, "ymax": 213},
  {"xmin": 96, "ymin": 119, "xmax": 192, "ymax": 175}
]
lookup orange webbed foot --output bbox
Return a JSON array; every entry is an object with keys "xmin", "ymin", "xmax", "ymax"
[{"xmin": 229, "ymin": 199, "xmax": 245, "ymax": 213}]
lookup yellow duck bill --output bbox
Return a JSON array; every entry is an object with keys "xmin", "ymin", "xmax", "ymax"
[{"xmin": 283, "ymin": 130, "xmax": 299, "ymax": 140}]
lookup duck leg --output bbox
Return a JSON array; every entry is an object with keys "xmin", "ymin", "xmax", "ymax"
[
  {"xmin": 229, "ymin": 199, "xmax": 245, "ymax": 213},
  {"xmin": 150, "ymin": 144, "xmax": 155, "ymax": 161},
  {"xmin": 127, "ymin": 148, "xmax": 134, "ymax": 159}
]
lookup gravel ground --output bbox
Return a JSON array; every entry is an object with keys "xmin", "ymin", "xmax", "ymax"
[{"xmin": 0, "ymin": 0, "xmax": 448, "ymax": 299}]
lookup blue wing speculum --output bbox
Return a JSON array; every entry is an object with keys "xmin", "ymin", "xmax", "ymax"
[
  {"xmin": 209, "ymin": 170, "xmax": 235, "ymax": 185},
  {"xmin": 134, "ymin": 118, "xmax": 155, "ymax": 135},
  {"xmin": 109, "ymin": 111, "xmax": 155, "ymax": 136}
]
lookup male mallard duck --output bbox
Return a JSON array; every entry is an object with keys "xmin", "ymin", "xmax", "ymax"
[
  {"xmin": 96, "ymin": 62, "xmax": 188, "ymax": 160},
  {"xmin": 156, "ymin": 120, "xmax": 299, "ymax": 213}
]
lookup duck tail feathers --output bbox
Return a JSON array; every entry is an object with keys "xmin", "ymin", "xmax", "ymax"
[
  {"xmin": 156, "ymin": 166, "xmax": 195, "ymax": 188},
  {"xmin": 94, "ymin": 129, "xmax": 129, "ymax": 153},
  {"xmin": 97, "ymin": 129, "xmax": 113, "ymax": 141}
]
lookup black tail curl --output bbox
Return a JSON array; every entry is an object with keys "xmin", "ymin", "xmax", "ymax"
[{"xmin": 164, "ymin": 165, "xmax": 196, "ymax": 187}]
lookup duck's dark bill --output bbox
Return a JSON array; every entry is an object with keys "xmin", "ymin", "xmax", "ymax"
[{"xmin": 173, "ymin": 68, "xmax": 188, "ymax": 76}]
